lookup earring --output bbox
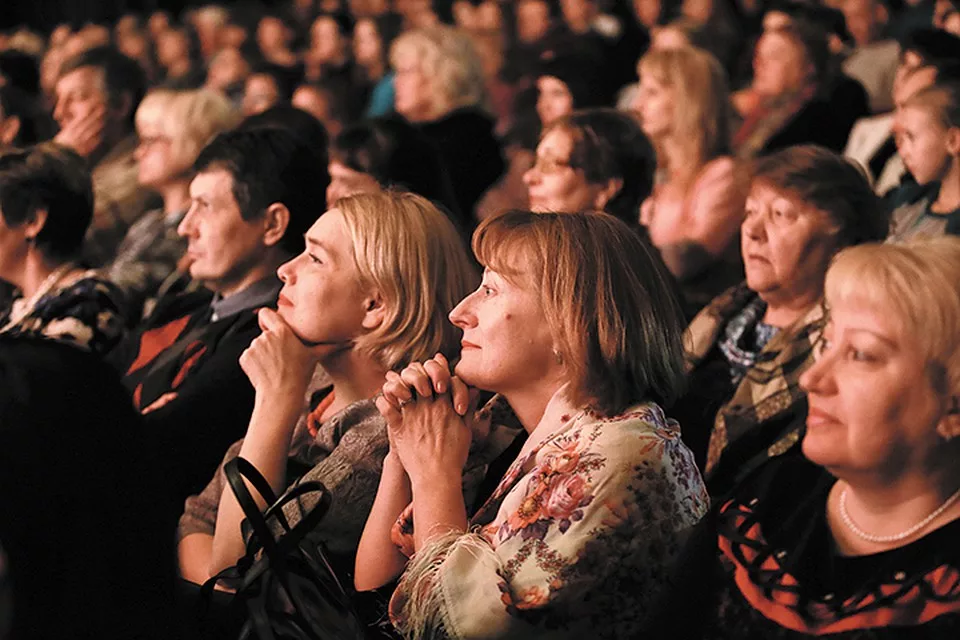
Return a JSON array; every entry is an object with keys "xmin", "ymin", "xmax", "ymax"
[
  {"xmin": 25, "ymin": 236, "xmax": 36, "ymax": 247},
  {"xmin": 553, "ymin": 349, "xmax": 563, "ymax": 365}
]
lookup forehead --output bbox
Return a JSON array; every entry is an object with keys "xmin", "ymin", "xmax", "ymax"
[
  {"xmin": 56, "ymin": 66, "xmax": 105, "ymax": 93},
  {"xmin": 190, "ymin": 169, "xmax": 237, "ymax": 204},
  {"xmin": 538, "ymin": 127, "xmax": 574, "ymax": 156},
  {"xmin": 758, "ymin": 31, "xmax": 800, "ymax": 56},
  {"xmin": 328, "ymin": 160, "xmax": 367, "ymax": 179},
  {"xmin": 538, "ymin": 75, "xmax": 569, "ymax": 92}
]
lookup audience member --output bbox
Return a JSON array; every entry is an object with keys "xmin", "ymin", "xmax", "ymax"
[
  {"xmin": 352, "ymin": 13, "xmax": 401, "ymax": 117},
  {"xmin": 0, "ymin": 143, "xmax": 128, "ymax": 354},
  {"xmin": 390, "ymin": 25, "xmax": 504, "ymax": 225},
  {"xmin": 524, "ymin": 108, "xmax": 656, "ymax": 228},
  {"xmin": 156, "ymin": 24, "xmax": 205, "ymax": 89},
  {"xmin": 840, "ymin": 0, "xmax": 900, "ymax": 113},
  {"xmin": 678, "ymin": 146, "xmax": 891, "ymax": 494},
  {"xmin": 241, "ymin": 61, "xmax": 298, "ymax": 116},
  {"xmin": 179, "ymin": 190, "xmax": 477, "ymax": 587},
  {"xmin": 292, "ymin": 77, "xmax": 354, "ymax": 138},
  {"xmin": 356, "ymin": 210, "xmax": 708, "ymax": 637},
  {"xmin": 53, "ymin": 45, "xmax": 155, "ymax": 267},
  {"xmin": 636, "ymin": 45, "xmax": 747, "ymax": 315},
  {"xmin": 108, "ymin": 128, "xmax": 327, "ymax": 507},
  {"xmin": 702, "ymin": 237, "xmax": 960, "ymax": 637},
  {"xmin": 107, "ymin": 88, "xmax": 240, "ymax": 321}
]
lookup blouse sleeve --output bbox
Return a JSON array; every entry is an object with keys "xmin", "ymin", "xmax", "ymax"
[
  {"xmin": 389, "ymin": 412, "xmax": 709, "ymax": 639},
  {"xmin": 683, "ymin": 158, "xmax": 746, "ymax": 259}
]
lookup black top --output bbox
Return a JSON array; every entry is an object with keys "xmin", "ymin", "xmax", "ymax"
[{"xmin": 703, "ymin": 453, "xmax": 960, "ymax": 639}]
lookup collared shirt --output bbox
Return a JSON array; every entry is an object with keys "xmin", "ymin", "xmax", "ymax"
[{"xmin": 210, "ymin": 276, "xmax": 282, "ymax": 322}]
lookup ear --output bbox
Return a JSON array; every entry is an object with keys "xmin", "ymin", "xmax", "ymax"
[
  {"xmin": 360, "ymin": 291, "xmax": 386, "ymax": 331},
  {"xmin": 945, "ymin": 127, "xmax": 960, "ymax": 158},
  {"xmin": 261, "ymin": 202, "xmax": 291, "ymax": 248},
  {"xmin": 111, "ymin": 91, "xmax": 134, "ymax": 124},
  {"xmin": 594, "ymin": 178, "xmax": 624, "ymax": 211},
  {"xmin": 24, "ymin": 208, "xmax": 48, "ymax": 242},
  {"xmin": 937, "ymin": 396, "xmax": 960, "ymax": 441},
  {"xmin": 0, "ymin": 115, "xmax": 21, "ymax": 147},
  {"xmin": 876, "ymin": 4, "xmax": 889, "ymax": 26}
]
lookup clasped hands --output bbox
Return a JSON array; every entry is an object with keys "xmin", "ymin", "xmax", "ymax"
[{"xmin": 376, "ymin": 353, "xmax": 481, "ymax": 486}]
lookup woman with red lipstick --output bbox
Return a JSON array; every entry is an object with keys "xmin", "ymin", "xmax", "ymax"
[
  {"xmin": 355, "ymin": 211, "xmax": 709, "ymax": 638},
  {"xmin": 703, "ymin": 237, "xmax": 960, "ymax": 638},
  {"xmin": 678, "ymin": 145, "xmax": 891, "ymax": 497},
  {"xmin": 177, "ymin": 191, "xmax": 478, "ymax": 586}
]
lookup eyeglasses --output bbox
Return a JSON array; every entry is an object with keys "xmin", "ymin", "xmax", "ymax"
[{"xmin": 137, "ymin": 135, "xmax": 172, "ymax": 149}]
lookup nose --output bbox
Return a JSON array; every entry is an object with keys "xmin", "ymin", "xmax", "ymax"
[
  {"xmin": 52, "ymin": 97, "xmax": 68, "ymax": 127},
  {"xmin": 277, "ymin": 255, "xmax": 297, "ymax": 284},
  {"xmin": 799, "ymin": 341, "xmax": 835, "ymax": 395},
  {"xmin": 741, "ymin": 210, "xmax": 766, "ymax": 242},
  {"xmin": 523, "ymin": 165, "xmax": 539, "ymax": 187},
  {"xmin": 448, "ymin": 291, "xmax": 476, "ymax": 330},
  {"xmin": 177, "ymin": 205, "xmax": 197, "ymax": 238}
]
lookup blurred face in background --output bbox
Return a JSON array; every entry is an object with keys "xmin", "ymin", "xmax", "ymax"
[
  {"xmin": 524, "ymin": 127, "xmax": 608, "ymax": 213},
  {"xmin": 353, "ymin": 19, "xmax": 383, "ymax": 68},
  {"xmin": 752, "ymin": 31, "xmax": 812, "ymax": 98},
  {"xmin": 634, "ymin": 70, "xmax": 674, "ymax": 140},
  {"xmin": 326, "ymin": 161, "xmax": 381, "ymax": 204},
  {"xmin": 311, "ymin": 16, "xmax": 346, "ymax": 63},
  {"xmin": 895, "ymin": 105, "xmax": 953, "ymax": 186},
  {"xmin": 242, "ymin": 73, "xmax": 281, "ymax": 116},
  {"xmin": 393, "ymin": 52, "xmax": 436, "ymax": 122},
  {"xmin": 257, "ymin": 17, "xmax": 291, "ymax": 54},
  {"xmin": 206, "ymin": 47, "xmax": 250, "ymax": 92},
  {"xmin": 841, "ymin": 0, "xmax": 886, "ymax": 47},
  {"xmin": 517, "ymin": 0, "xmax": 551, "ymax": 43},
  {"xmin": 536, "ymin": 76, "xmax": 574, "ymax": 127}
]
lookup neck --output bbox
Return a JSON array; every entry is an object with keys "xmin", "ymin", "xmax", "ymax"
[
  {"xmin": 660, "ymin": 136, "xmax": 700, "ymax": 185},
  {"xmin": 168, "ymin": 59, "xmax": 192, "ymax": 78},
  {"xmin": 502, "ymin": 377, "xmax": 566, "ymax": 434},
  {"xmin": 761, "ymin": 289, "xmax": 821, "ymax": 328},
  {"xmin": 216, "ymin": 253, "xmax": 286, "ymax": 300},
  {"xmin": 933, "ymin": 162, "xmax": 960, "ymax": 213},
  {"xmin": 20, "ymin": 252, "xmax": 69, "ymax": 299},
  {"xmin": 321, "ymin": 348, "xmax": 388, "ymax": 414},
  {"xmin": 160, "ymin": 179, "xmax": 192, "ymax": 215}
]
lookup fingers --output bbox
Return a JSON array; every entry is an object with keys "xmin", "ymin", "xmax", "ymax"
[
  {"xmin": 375, "ymin": 392, "xmax": 402, "ymax": 429},
  {"xmin": 400, "ymin": 363, "xmax": 434, "ymax": 399},
  {"xmin": 449, "ymin": 376, "xmax": 471, "ymax": 416},
  {"xmin": 382, "ymin": 370, "xmax": 414, "ymax": 410},
  {"xmin": 423, "ymin": 356, "xmax": 453, "ymax": 395},
  {"xmin": 257, "ymin": 307, "xmax": 286, "ymax": 333}
]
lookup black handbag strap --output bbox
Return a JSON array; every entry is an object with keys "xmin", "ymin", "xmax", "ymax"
[{"xmin": 224, "ymin": 457, "xmax": 285, "ymax": 559}]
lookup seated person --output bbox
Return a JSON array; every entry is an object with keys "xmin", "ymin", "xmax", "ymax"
[
  {"xmin": 888, "ymin": 80, "xmax": 960, "ymax": 241},
  {"xmin": 0, "ymin": 143, "xmax": 127, "ymax": 354},
  {"xmin": 636, "ymin": 45, "xmax": 747, "ymax": 316},
  {"xmin": 356, "ymin": 211, "xmax": 710, "ymax": 637},
  {"xmin": 702, "ymin": 237, "xmax": 960, "ymax": 637},
  {"xmin": 523, "ymin": 108, "xmax": 656, "ymax": 228},
  {"xmin": 108, "ymin": 128, "xmax": 327, "ymax": 506},
  {"xmin": 106, "ymin": 88, "xmax": 240, "ymax": 321},
  {"xmin": 178, "ymin": 191, "xmax": 479, "ymax": 584},
  {"xmin": 678, "ymin": 146, "xmax": 891, "ymax": 496},
  {"xmin": 0, "ymin": 334, "xmax": 176, "ymax": 639}
]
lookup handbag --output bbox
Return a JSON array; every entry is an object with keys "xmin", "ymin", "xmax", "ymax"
[{"xmin": 199, "ymin": 456, "xmax": 372, "ymax": 640}]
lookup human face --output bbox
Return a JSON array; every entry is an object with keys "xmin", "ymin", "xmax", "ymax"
[
  {"xmin": 206, "ymin": 47, "xmax": 249, "ymax": 91},
  {"xmin": 752, "ymin": 31, "xmax": 810, "ymax": 98},
  {"xmin": 762, "ymin": 10, "xmax": 792, "ymax": 32},
  {"xmin": 179, "ymin": 169, "xmax": 272, "ymax": 296},
  {"xmin": 892, "ymin": 64, "xmax": 935, "ymax": 111},
  {"xmin": 517, "ymin": 0, "xmax": 550, "ymax": 43},
  {"xmin": 293, "ymin": 86, "xmax": 332, "ymax": 129},
  {"xmin": 536, "ymin": 76, "xmax": 574, "ymax": 127},
  {"xmin": 449, "ymin": 266, "xmax": 558, "ymax": 394},
  {"xmin": 134, "ymin": 123, "xmax": 178, "ymax": 188},
  {"xmin": 741, "ymin": 182, "xmax": 840, "ymax": 308},
  {"xmin": 276, "ymin": 209, "xmax": 372, "ymax": 349},
  {"xmin": 800, "ymin": 299, "xmax": 946, "ymax": 479},
  {"xmin": 524, "ymin": 128, "xmax": 604, "ymax": 213},
  {"xmin": 157, "ymin": 29, "xmax": 189, "ymax": 68},
  {"xmin": 842, "ymin": 0, "xmax": 882, "ymax": 47},
  {"xmin": 634, "ymin": 0, "xmax": 662, "ymax": 28},
  {"xmin": 326, "ymin": 161, "xmax": 380, "ymax": 205},
  {"xmin": 353, "ymin": 19, "xmax": 382, "ymax": 68},
  {"xmin": 53, "ymin": 66, "xmax": 107, "ymax": 132},
  {"xmin": 634, "ymin": 70, "xmax": 674, "ymax": 139},
  {"xmin": 393, "ymin": 54, "xmax": 435, "ymax": 122},
  {"xmin": 896, "ymin": 106, "xmax": 952, "ymax": 186},
  {"xmin": 310, "ymin": 17, "xmax": 344, "ymax": 63},
  {"xmin": 560, "ymin": 0, "xmax": 595, "ymax": 33},
  {"xmin": 257, "ymin": 17, "xmax": 288, "ymax": 53},
  {"xmin": 242, "ymin": 74, "xmax": 280, "ymax": 117},
  {"xmin": 650, "ymin": 26, "xmax": 691, "ymax": 51}
]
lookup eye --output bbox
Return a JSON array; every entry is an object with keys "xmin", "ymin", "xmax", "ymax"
[
  {"xmin": 481, "ymin": 285, "xmax": 494, "ymax": 297},
  {"xmin": 309, "ymin": 253, "xmax": 323, "ymax": 265}
]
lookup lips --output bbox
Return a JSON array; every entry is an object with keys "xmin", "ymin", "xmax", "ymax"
[
  {"xmin": 806, "ymin": 405, "xmax": 839, "ymax": 428},
  {"xmin": 278, "ymin": 293, "xmax": 293, "ymax": 307},
  {"xmin": 461, "ymin": 340, "xmax": 480, "ymax": 350}
]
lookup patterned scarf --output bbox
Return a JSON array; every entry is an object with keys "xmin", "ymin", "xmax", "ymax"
[{"xmin": 717, "ymin": 296, "xmax": 780, "ymax": 386}]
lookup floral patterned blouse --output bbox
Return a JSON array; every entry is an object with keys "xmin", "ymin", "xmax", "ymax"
[
  {"xmin": 388, "ymin": 391, "xmax": 710, "ymax": 639},
  {"xmin": 0, "ymin": 272, "xmax": 128, "ymax": 355}
]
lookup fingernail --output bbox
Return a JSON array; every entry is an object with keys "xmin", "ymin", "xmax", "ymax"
[
  {"xmin": 437, "ymin": 382, "xmax": 445, "ymax": 393},
  {"xmin": 456, "ymin": 403, "xmax": 466, "ymax": 414}
]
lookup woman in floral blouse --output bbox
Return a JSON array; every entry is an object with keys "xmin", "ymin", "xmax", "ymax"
[
  {"xmin": 356, "ymin": 211, "xmax": 710, "ymax": 638},
  {"xmin": 0, "ymin": 143, "xmax": 127, "ymax": 355}
]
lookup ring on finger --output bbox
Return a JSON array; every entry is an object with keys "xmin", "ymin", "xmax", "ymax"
[{"xmin": 398, "ymin": 397, "xmax": 414, "ymax": 409}]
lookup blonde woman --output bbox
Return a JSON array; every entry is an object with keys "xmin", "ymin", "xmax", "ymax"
[
  {"xmin": 635, "ymin": 46, "xmax": 747, "ymax": 314},
  {"xmin": 703, "ymin": 237, "xmax": 960, "ymax": 636},
  {"xmin": 178, "ymin": 191, "xmax": 478, "ymax": 584},
  {"xmin": 390, "ymin": 25, "xmax": 504, "ymax": 225},
  {"xmin": 106, "ymin": 88, "xmax": 240, "ymax": 319}
]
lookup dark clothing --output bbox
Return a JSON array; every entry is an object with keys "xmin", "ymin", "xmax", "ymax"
[
  {"xmin": 763, "ymin": 76, "xmax": 870, "ymax": 155},
  {"xmin": 108, "ymin": 278, "xmax": 281, "ymax": 506},
  {"xmin": 416, "ymin": 107, "xmax": 505, "ymax": 228},
  {"xmin": 0, "ymin": 335, "xmax": 177, "ymax": 640},
  {"xmin": 704, "ymin": 453, "xmax": 960, "ymax": 638}
]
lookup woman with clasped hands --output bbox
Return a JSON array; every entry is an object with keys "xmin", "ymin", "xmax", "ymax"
[{"xmin": 355, "ymin": 211, "xmax": 710, "ymax": 639}]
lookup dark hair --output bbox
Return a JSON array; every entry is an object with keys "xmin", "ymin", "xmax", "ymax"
[
  {"xmin": 0, "ymin": 85, "xmax": 40, "ymax": 147},
  {"xmin": 58, "ymin": 46, "xmax": 146, "ymax": 127},
  {"xmin": 898, "ymin": 28, "xmax": 960, "ymax": 67},
  {"xmin": 295, "ymin": 77, "xmax": 355, "ymax": 130},
  {"xmin": 751, "ymin": 145, "xmax": 891, "ymax": 247},
  {"xmin": 536, "ymin": 53, "xmax": 605, "ymax": 110},
  {"xmin": 330, "ymin": 116, "xmax": 461, "ymax": 218},
  {"xmin": 0, "ymin": 143, "xmax": 93, "ymax": 261},
  {"xmin": 547, "ymin": 108, "xmax": 656, "ymax": 227},
  {"xmin": 249, "ymin": 61, "xmax": 300, "ymax": 101},
  {"xmin": 770, "ymin": 19, "xmax": 830, "ymax": 85},
  {"xmin": 238, "ymin": 103, "xmax": 330, "ymax": 158},
  {"xmin": 193, "ymin": 128, "xmax": 327, "ymax": 254},
  {"xmin": 0, "ymin": 50, "xmax": 40, "ymax": 96}
]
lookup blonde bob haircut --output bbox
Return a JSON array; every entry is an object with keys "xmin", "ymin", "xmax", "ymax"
[
  {"xmin": 390, "ymin": 25, "xmax": 488, "ymax": 120},
  {"xmin": 136, "ymin": 88, "xmax": 240, "ymax": 172},
  {"xmin": 825, "ymin": 236, "xmax": 960, "ymax": 397},
  {"xmin": 638, "ymin": 45, "xmax": 731, "ymax": 168},
  {"xmin": 335, "ymin": 190, "xmax": 478, "ymax": 371},
  {"xmin": 901, "ymin": 81, "xmax": 960, "ymax": 130},
  {"xmin": 473, "ymin": 210, "xmax": 687, "ymax": 415}
]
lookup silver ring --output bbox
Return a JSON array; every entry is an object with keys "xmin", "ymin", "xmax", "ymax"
[{"xmin": 398, "ymin": 398, "xmax": 414, "ymax": 409}]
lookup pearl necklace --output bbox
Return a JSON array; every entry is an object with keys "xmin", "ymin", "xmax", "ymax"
[{"xmin": 838, "ymin": 486, "xmax": 960, "ymax": 543}]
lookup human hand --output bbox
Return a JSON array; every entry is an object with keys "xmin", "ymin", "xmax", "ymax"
[
  {"xmin": 53, "ymin": 103, "xmax": 106, "ymax": 158},
  {"xmin": 239, "ymin": 307, "xmax": 320, "ymax": 400}
]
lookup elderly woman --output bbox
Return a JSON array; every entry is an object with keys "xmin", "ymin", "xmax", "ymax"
[
  {"xmin": 107, "ymin": 88, "xmax": 239, "ymax": 320},
  {"xmin": 678, "ymin": 145, "xmax": 891, "ymax": 496},
  {"xmin": 178, "ymin": 191, "xmax": 478, "ymax": 584},
  {"xmin": 702, "ymin": 237, "xmax": 960, "ymax": 637},
  {"xmin": 636, "ymin": 45, "xmax": 747, "ymax": 315},
  {"xmin": 356, "ymin": 211, "xmax": 709, "ymax": 637},
  {"xmin": 390, "ymin": 25, "xmax": 504, "ymax": 225},
  {"xmin": 0, "ymin": 143, "xmax": 127, "ymax": 354},
  {"xmin": 523, "ymin": 108, "xmax": 657, "ymax": 228}
]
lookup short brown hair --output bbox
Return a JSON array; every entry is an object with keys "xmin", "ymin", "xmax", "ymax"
[
  {"xmin": 750, "ymin": 145, "xmax": 891, "ymax": 247},
  {"xmin": 472, "ymin": 211, "xmax": 686, "ymax": 414}
]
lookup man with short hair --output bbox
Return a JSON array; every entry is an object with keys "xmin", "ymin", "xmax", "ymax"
[
  {"xmin": 109, "ymin": 127, "xmax": 328, "ymax": 506},
  {"xmin": 840, "ymin": 0, "xmax": 900, "ymax": 113},
  {"xmin": 53, "ymin": 45, "xmax": 155, "ymax": 266}
]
